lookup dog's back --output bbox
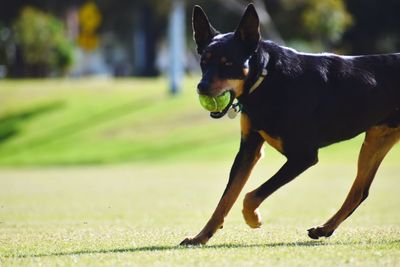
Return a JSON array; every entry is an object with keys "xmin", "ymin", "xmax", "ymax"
[{"xmin": 249, "ymin": 41, "xmax": 400, "ymax": 146}]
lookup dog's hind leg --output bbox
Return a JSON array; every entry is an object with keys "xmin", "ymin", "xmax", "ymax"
[
  {"xmin": 180, "ymin": 114, "xmax": 264, "ymax": 246},
  {"xmin": 308, "ymin": 125, "xmax": 400, "ymax": 239}
]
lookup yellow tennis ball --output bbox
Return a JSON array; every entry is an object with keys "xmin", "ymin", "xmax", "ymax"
[{"xmin": 198, "ymin": 91, "xmax": 231, "ymax": 112}]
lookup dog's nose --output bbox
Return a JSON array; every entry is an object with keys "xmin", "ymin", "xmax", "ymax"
[{"xmin": 197, "ymin": 81, "xmax": 210, "ymax": 94}]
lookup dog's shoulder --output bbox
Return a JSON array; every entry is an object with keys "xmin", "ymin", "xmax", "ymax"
[{"xmin": 259, "ymin": 41, "xmax": 304, "ymax": 78}]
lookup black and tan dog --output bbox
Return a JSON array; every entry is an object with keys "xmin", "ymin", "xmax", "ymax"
[{"xmin": 180, "ymin": 4, "xmax": 400, "ymax": 246}]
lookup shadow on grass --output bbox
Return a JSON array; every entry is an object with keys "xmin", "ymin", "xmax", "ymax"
[
  {"xmin": 19, "ymin": 98, "xmax": 154, "ymax": 151},
  {"xmin": 8, "ymin": 239, "xmax": 400, "ymax": 258},
  {"xmin": 0, "ymin": 102, "xmax": 63, "ymax": 144},
  {"xmin": 0, "ymin": 98, "xmax": 154, "ymax": 164}
]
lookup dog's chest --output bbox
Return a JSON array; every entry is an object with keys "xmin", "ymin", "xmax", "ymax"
[
  {"xmin": 243, "ymin": 102, "xmax": 281, "ymax": 133},
  {"xmin": 258, "ymin": 130, "xmax": 284, "ymax": 153},
  {"xmin": 244, "ymin": 110, "xmax": 285, "ymax": 154}
]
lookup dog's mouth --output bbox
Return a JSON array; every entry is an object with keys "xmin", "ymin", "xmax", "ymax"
[{"xmin": 210, "ymin": 90, "xmax": 235, "ymax": 119}]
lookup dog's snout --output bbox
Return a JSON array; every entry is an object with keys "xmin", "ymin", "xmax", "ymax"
[{"xmin": 197, "ymin": 81, "xmax": 210, "ymax": 94}]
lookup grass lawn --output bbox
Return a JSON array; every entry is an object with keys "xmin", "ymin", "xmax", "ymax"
[
  {"xmin": 0, "ymin": 78, "xmax": 240, "ymax": 166},
  {"xmin": 0, "ymin": 159, "xmax": 399, "ymax": 266},
  {"xmin": 1, "ymin": 77, "xmax": 398, "ymax": 166},
  {"xmin": 0, "ymin": 78, "xmax": 399, "ymax": 266}
]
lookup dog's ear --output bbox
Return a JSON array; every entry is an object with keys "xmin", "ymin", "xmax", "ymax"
[
  {"xmin": 234, "ymin": 4, "xmax": 260, "ymax": 51},
  {"xmin": 192, "ymin": 5, "xmax": 218, "ymax": 54}
]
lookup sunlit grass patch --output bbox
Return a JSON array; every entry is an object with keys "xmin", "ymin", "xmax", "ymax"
[{"xmin": 0, "ymin": 162, "xmax": 399, "ymax": 266}]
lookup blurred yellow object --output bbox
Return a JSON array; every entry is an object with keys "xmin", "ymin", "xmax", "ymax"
[
  {"xmin": 77, "ymin": 34, "xmax": 99, "ymax": 51},
  {"xmin": 78, "ymin": 2, "xmax": 102, "ymax": 51}
]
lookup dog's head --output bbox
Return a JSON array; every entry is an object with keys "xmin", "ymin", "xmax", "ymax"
[{"xmin": 192, "ymin": 4, "xmax": 261, "ymax": 99}]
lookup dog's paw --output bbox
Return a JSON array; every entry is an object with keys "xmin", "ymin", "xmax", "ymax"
[
  {"xmin": 307, "ymin": 226, "xmax": 334, "ymax": 240},
  {"xmin": 242, "ymin": 193, "xmax": 262, "ymax": 229},
  {"xmin": 242, "ymin": 207, "xmax": 262, "ymax": 228},
  {"xmin": 179, "ymin": 235, "xmax": 208, "ymax": 246}
]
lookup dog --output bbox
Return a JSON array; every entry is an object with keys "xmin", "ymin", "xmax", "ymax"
[{"xmin": 180, "ymin": 4, "xmax": 400, "ymax": 246}]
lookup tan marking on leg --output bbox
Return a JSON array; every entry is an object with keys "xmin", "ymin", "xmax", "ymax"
[
  {"xmin": 309, "ymin": 125, "xmax": 400, "ymax": 238},
  {"xmin": 242, "ymin": 114, "xmax": 265, "ymax": 159},
  {"xmin": 242, "ymin": 191, "xmax": 263, "ymax": 228},
  {"xmin": 259, "ymin": 130, "xmax": 284, "ymax": 153},
  {"xmin": 203, "ymin": 167, "xmax": 259, "ymax": 234},
  {"xmin": 241, "ymin": 113, "xmax": 252, "ymax": 137},
  {"xmin": 182, "ymin": 149, "xmax": 263, "ymax": 245},
  {"xmin": 180, "ymin": 117, "xmax": 264, "ymax": 246}
]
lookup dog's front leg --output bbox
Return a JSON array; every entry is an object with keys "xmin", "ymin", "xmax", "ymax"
[
  {"xmin": 180, "ymin": 118, "xmax": 264, "ymax": 246},
  {"xmin": 243, "ymin": 149, "xmax": 319, "ymax": 228}
]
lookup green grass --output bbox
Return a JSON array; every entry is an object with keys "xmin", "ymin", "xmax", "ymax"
[
  {"xmin": 0, "ymin": 160, "xmax": 399, "ymax": 266},
  {"xmin": 0, "ymin": 78, "xmax": 399, "ymax": 266},
  {"xmin": 0, "ymin": 78, "xmax": 240, "ymax": 166},
  {"xmin": 1, "ymin": 77, "xmax": 398, "ymax": 166}
]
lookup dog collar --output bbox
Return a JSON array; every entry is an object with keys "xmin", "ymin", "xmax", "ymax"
[
  {"xmin": 246, "ymin": 49, "xmax": 269, "ymax": 95},
  {"xmin": 215, "ymin": 51, "xmax": 269, "ymax": 119},
  {"xmin": 248, "ymin": 68, "xmax": 268, "ymax": 94},
  {"xmin": 227, "ymin": 52, "xmax": 268, "ymax": 119}
]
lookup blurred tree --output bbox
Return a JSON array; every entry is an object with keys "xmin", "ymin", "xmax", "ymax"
[
  {"xmin": 96, "ymin": 0, "xmax": 167, "ymax": 76},
  {"xmin": 0, "ymin": 24, "xmax": 14, "ymax": 70},
  {"xmin": 13, "ymin": 7, "xmax": 73, "ymax": 77},
  {"xmin": 263, "ymin": 0, "xmax": 352, "ymax": 51},
  {"xmin": 302, "ymin": 0, "xmax": 352, "ymax": 45},
  {"xmin": 1, "ymin": 0, "xmax": 399, "ymax": 78}
]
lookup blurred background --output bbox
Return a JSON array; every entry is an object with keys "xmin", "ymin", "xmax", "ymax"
[
  {"xmin": 0, "ymin": 0, "xmax": 400, "ymax": 166},
  {"xmin": 1, "ymin": 0, "xmax": 400, "ymax": 79}
]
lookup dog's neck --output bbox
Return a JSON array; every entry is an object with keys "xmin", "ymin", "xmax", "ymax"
[{"xmin": 240, "ymin": 47, "xmax": 269, "ymax": 100}]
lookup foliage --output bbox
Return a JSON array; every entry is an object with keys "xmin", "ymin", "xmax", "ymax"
[
  {"xmin": 267, "ymin": 0, "xmax": 353, "ymax": 51},
  {"xmin": 0, "ymin": 24, "xmax": 12, "ymax": 66},
  {"xmin": 302, "ymin": 0, "xmax": 352, "ymax": 44},
  {"xmin": 13, "ymin": 6, "xmax": 73, "ymax": 77}
]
